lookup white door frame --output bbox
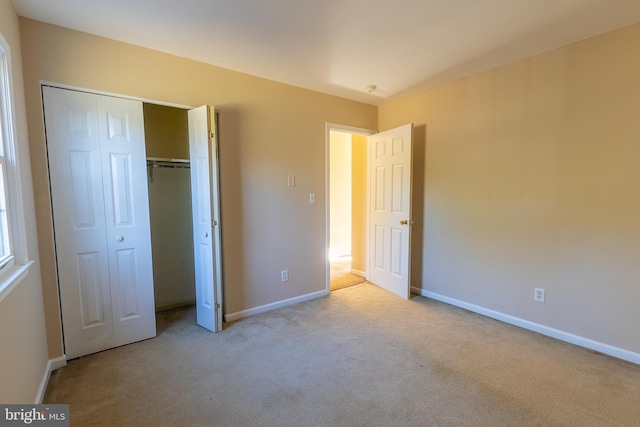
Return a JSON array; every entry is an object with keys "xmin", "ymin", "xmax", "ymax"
[{"xmin": 325, "ymin": 123, "xmax": 376, "ymax": 293}]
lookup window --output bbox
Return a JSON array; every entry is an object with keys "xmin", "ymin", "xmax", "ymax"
[
  {"xmin": 0, "ymin": 36, "xmax": 15, "ymax": 271},
  {"xmin": 0, "ymin": 32, "xmax": 31, "ymax": 299}
]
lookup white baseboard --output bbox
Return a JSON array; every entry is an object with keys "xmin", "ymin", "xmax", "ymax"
[
  {"xmin": 412, "ymin": 287, "xmax": 640, "ymax": 365},
  {"xmin": 35, "ymin": 355, "xmax": 67, "ymax": 404},
  {"xmin": 49, "ymin": 355, "xmax": 67, "ymax": 371},
  {"xmin": 225, "ymin": 290, "xmax": 328, "ymax": 322},
  {"xmin": 350, "ymin": 268, "xmax": 366, "ymax": 277}
]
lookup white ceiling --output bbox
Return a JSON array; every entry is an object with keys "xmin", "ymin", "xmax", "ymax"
[{"xmin": 11, "ymin": 0, "xmax": 640, "ymax": 105}]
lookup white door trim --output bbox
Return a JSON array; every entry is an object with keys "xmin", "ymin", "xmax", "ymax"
[
  {"xmin": 40, "ymin": 81, "xmax": 194, "ymax": 110},
  {"xmin": 324, "ymin": 123, "xmax": 376, "ymax": 293}
]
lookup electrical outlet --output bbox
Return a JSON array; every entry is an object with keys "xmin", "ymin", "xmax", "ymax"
[
  {"xmin": 281, "ymin": 270, "xmax": 289, "ymax": 282},
  {"xmin": 534, "ymin": 288, "xmax": 545, "ymax": 303}
]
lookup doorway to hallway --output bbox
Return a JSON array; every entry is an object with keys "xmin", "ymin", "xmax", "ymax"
[
  {"xmin": 325, "ymin": 122, "xmax": 414, "ymax": 298},
  {"xmin": 326, "ymin": 124, "xmax": 375, "ymax": 292}
]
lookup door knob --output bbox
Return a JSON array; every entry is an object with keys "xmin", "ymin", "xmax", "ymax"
[
  {"xmin": 204, "ymin": 231, "xmax": 209, "ymax": 238},
  {"xmin": 116, "ymin": 235, "xmax": 124, "ymax": 242},
  {"xmin": 399, "ymin": 220, "xmax": 408, "ymax": 225}
]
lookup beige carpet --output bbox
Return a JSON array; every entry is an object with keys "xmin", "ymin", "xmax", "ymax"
[
  {"xmin": 330, "ymin": 272, "xmax": 367, "ymax": 291},
  {"xmin": 44, "ymin": 283, "xmax": 640, "ymax": 426}
]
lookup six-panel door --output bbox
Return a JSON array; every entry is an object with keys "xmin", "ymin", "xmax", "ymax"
[{"xmin": 369, "ymin": 124, "xmax": 413, "ymax": 299}]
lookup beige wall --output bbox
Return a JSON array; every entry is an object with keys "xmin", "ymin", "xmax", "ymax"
[
  {"xmin": 143, "ymin": 103, "xmax": 189, "ymax": 159},
  {"xmin": 0, "ymin": 1, "xmax": 49, "ymax": 402},
  {"xmin": 379, "ymin": 22, "xmax": 640, "ymax": 354},
  {"xmin": 148, "ymin": 166, "xmax": 195, "ymax": 309},
  {"xmin": 351, "ymin": 134, "xmax": 367, "ymax": 273},
  {"xmin": 19, "ymin": 18, "xmax": 377, "ymax": 357}
]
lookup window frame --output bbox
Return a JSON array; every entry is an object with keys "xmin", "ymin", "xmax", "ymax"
[
  {"xmin": 0, "ymin": 31, "xmax": 33, "ymax": 303},
  {"xmin": 0, "ymin": 146, "xmax": 12, "ymax": 268}
]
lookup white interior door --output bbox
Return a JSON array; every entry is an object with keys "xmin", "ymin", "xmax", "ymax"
[
  {"xmin": 368, "ymin": 124, "xmax": 413, "ymax": 299},
  {"xmin": 44, "ymin": 86, "xmax": 156, "ymax": 359},
  {"xmin": 188, "ymin": 105, "xmax": 223, "ymax": 332}
]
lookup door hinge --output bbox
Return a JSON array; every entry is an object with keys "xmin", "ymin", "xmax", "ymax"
[
  {"xmin": 214, "ymin": 303, "xmax": 221, "ymax": 310},
  {"xmin": 212, "ymin": 219, "xmax": 217, "ymax": 226}
]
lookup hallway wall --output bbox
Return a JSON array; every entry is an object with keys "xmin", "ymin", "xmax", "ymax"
[
  {"xmin": 351, "ymin": 134, "xmax": 367, "ymax": 273},
  {"xmin": 329, "ymin": 130, "xmax": 352, "ymax": 258}
]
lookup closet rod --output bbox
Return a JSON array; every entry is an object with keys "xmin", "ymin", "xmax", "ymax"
[
  {"xmin": 146, "ymin": 157, "xmax": 190, "ymax": 183},
  {"xmin": 146, "ymin": 157, "xmax": 190, "ymax": 164}
]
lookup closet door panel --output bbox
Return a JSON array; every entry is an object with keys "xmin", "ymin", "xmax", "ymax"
[
  {"xmin": 76, "ymin": 251, "xmax": 105, "ymax": 327},
  {"xmin": 115, "ymin": 248, "xmax": 139, "ymax": 318},
  {"xmin": 43, "ymin": 87, "xmax": 114, "ymax": 359},
  {"xmin": 97, "ymin": 96, "xmax": 156, "ymax": 347},
  {"xmin": 108, "ymin": 153, "xmax": 134, "ymax": 227}
]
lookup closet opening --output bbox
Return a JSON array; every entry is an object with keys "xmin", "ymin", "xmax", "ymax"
[
  {"xmin": 144, "ymin": 103, "xmax": 224, "ymax": 333},
  {"xmin": 142, "ymin": 103, "xmax": 196, "ymax": 313}
]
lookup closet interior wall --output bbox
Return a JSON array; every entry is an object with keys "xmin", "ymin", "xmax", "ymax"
[{"xmin": 143, "ymin": 103, "xmax": 195, "ymax": 311}]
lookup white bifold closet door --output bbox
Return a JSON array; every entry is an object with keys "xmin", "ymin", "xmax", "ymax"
[
  {"xmin": 44, "ymin": 86, "xmax": 156, "ymax": 359},
  {"xmin": 188, "ymin": 105, "xmax": 223, "ymax": 333}
]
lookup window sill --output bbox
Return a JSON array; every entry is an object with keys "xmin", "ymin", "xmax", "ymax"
[{"xmin": 0, "ymin": 260, "xmax": 35, "ymax": 304}]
